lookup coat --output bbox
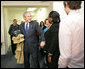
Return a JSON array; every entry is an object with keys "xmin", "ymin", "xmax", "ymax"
[
  {"xmin": 44, "ymin": 23, "xmax": 60, "ymax": 68},
  {"xmin": 19, "ymin": 21, "xmax": 45, "ymax": 54},
  {"xmin": 12, "ymin": 34, "xmax": 24, "ymax": 64},
  {"xmin": 19, "ymin": 21, "xmax": 45, "ymax": 68},
  {"xmin": 8, "ymin": 24, "xmax": 19, "ymax": 36}
]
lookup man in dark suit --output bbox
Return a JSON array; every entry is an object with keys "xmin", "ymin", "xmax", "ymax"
[{"xmin": 19, "ymin": 11, "xmax": 45, "ymax": 68}]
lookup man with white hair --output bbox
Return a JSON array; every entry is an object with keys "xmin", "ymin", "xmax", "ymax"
[{"xmin": 19, "ymin": 11, "xmax": 45, "ymax": 68}]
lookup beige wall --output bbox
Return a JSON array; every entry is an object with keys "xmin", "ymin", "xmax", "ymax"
[{"xmin": 7, "ymin": 7, "xmax": 27, "ymax": 25}]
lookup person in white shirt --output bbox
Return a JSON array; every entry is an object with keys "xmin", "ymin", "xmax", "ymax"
[{"xmin": 58, "ymin": 1, "xmax": 84, "ymax": 68}]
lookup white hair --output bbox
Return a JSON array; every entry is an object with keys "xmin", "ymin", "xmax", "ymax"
[{"xmin": 23, "ymin": 11, "xmax": 31, "ymax": 17}]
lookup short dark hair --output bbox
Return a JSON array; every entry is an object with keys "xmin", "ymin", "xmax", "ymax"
[
  {"xmin": 64, "ymin": 1, "xmax": 82, "ymax": 10},
  {"xmin": 13, "ymin": 19, "xmax": 17, "ymax": 22},
  {"xmin": 45, "ymin": 18, "xmax": 53, "ymax": 24},
  {"xmin": 48, "ymin": 11, "xmax": 60, "ymax": 24}
]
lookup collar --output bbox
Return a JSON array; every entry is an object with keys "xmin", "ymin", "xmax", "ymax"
[{"xmin": 69, "ymin": 10, "xmax": 80, "ymax": 15}]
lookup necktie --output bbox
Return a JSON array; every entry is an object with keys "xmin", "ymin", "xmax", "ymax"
[{"xmin": 26, "ymin": 23, "xmax": 28, "ymax": 36}]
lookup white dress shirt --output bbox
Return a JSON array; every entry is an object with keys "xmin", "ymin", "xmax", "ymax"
[
  {"xmin": 58, "ymin": 10, "xmax": 84, "ymax": 68},
  {"xmin": 25, "ymin": 22, "xmax": 29, "ymax": 30}
]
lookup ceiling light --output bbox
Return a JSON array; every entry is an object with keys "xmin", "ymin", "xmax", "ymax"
[{"xmin": 27, "ymin": 8, "xmax": 36, "ymax": 11}]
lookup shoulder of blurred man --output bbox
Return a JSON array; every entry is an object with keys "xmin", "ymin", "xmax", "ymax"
[
  {"xmin": 20, "ymin": 22, "xmax": 25, "ymax": 26},
  {"xmin": 29, "ymin": 21, "xmax": 39, "ymax": 26}
]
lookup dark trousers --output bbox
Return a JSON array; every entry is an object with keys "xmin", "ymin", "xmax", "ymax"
[
  {"xmin": 24, "ymin": 50, "xmax": 40, "ymax": 68},
  {"xmin": 11, "ymin": 36, "xmax": 16, "ymax": 55}
]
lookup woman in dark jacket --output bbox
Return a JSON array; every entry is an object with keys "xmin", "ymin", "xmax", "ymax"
[{"xmin": 44, "ymin": 11, "xmax": 60, "ymax": 68}]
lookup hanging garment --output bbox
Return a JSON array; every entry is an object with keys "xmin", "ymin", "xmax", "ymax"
[{"xmin": 12, "ymin": 34, "xmax": 24, "ymax": 64}]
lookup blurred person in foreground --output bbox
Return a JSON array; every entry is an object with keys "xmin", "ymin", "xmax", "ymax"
[{"xmin": 58, "ymin": 1, "xmax": 84, "ymax": 68}]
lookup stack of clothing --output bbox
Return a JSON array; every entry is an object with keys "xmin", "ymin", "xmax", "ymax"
[{"xmin": 12, "ymin": 34, "xmax": 24, "ymax": 64}]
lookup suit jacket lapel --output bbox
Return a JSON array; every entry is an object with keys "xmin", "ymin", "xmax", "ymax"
[{"xmin": 22, "ymin": 23, "xmax": 26, "ymax": 36}]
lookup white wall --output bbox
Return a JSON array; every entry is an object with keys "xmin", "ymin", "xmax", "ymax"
[
  {"xmin": 4, "ymin": 7, "xmax": 9, "ymax": 53},
  {"xmin": 32, "ymin": 8, "xmax": 48, "ymax": 24},
  {"xmin": 1, "ymin": 6, "xmax": 6, "ymax": 55},
  {"xmin": 53, "ymin": 1, "xmax": 67, "ymax": 21},
  {"xmin": 53, "ymin": 1, "xmax": 84, "ymax": 21},
  {"xmin": 80, "ymin": 1, "xmax": 84, "ymax": 15}
]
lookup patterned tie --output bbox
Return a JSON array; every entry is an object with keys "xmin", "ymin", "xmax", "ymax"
[{"xmin": 26, "ymin": 23, "xmax": 28, "ymax": 36}]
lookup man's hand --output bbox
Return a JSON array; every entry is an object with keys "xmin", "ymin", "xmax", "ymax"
[{"xmin": 40, "ymin": 41, "xmax": 45, "ymax": 47}]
